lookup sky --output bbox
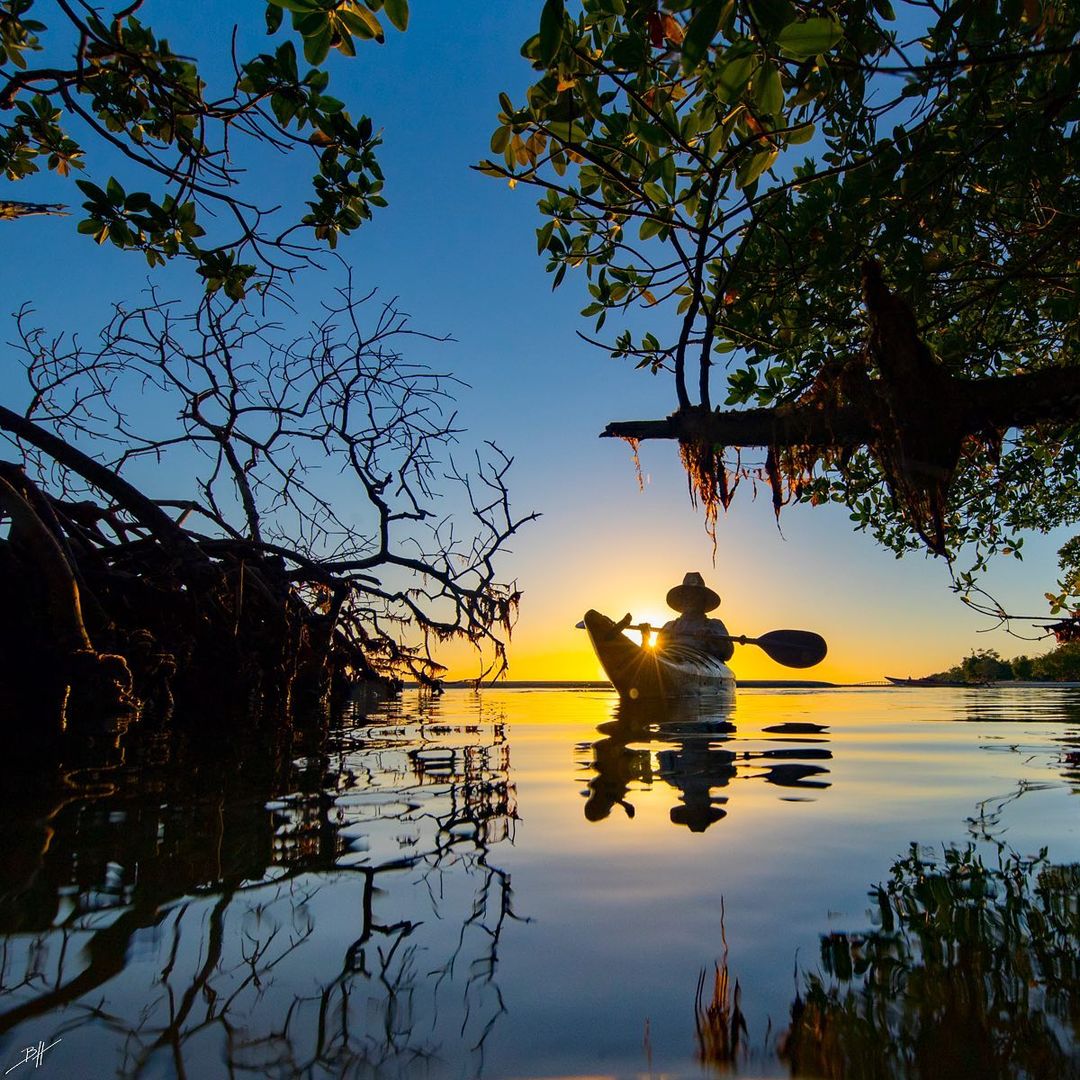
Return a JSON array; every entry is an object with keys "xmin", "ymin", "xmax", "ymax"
[{"xmin": 0, "ymin": 3, "xmax": 1073, "ymax": 684}]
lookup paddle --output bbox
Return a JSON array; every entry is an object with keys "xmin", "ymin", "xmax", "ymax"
[{"xmin": 574, "ymin": 621, "xmax": 827, "ymax": 669}]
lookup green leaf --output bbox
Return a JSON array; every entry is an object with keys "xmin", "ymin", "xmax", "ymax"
[
  {"xmin": 490, "ymin": 126, "xmax": 511, "ymax": 153},
  {"xmin": 546, "ymin": 120, "xmax": 588, "ymax": 142},
  {"xmin": 682, "ymin": 0, "xmax": 728, "ymax": 71},
  {"xmin": 76, "ymin": 179, "xmax": 106, "ymax": 201},
  {"xmin": 716, "ymin": 54, "xmax": 756, "ymax": 103},
  {"xmin": 293, "ymin": 10, "xmax": 327, "ymax": 36},
  {"xmin": 538, "ymin": 0, "xmax": 565, "ymax": 65},
  {"xmin": 755, "ymin": 64, "xmax": 784, "ymax": 115},
  {"xmin": 736, "ymin": 146, "xmax": 777, "ymax": 188},
  {"xmin": 776, "ymin": 18, "xmax": 843, "ymax": 59},
  {"xmin": 304, "ymin": 23, "xmax": 333, "ymax": 64},
  {"xmin": 787, "ymin": 121, "xmax": 815, "ymax": 144},
  {"xmin": 643, "ymin": 182, "xmax": 667, "ymax": 205},
  {"xmin": 661, "ymin": 153, "xmax": 676, "ymax": 196},
  {"xmin": 748, "ymin": 0, "xmax": 795, "ymax": 37},
  {"xmin": 639, "ymin": 216, "xmax": 665, "ymax": 240},
  {"xmin": 632, "ymin": 120, "xmax": 669, "ymax": 147},
  {"xmin": 383, "ymin": 0, "xmax": 409, "ymax": 31},
  {"xmin": 339, "ymin": 6, "xmax": 383, "ymax": 41}
]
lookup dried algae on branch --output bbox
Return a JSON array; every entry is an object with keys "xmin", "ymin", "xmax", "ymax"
[{"xmin": 603, "ymin": 262, "xmax": 1068, "ymax": 561}]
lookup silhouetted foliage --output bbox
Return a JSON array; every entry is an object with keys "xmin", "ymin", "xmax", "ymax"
[
  {"xmin": 0, "ymin": 2, "xmax": 531, "ymax": 741},
  {"xmin": 0, "ymin": 280, "xmax": 532, "ymax": 740},
  {"xmin": 488, "ymin": 0, "xmax": 1080, "ymax": 583},
  {"xmin": 930, "ymin": 643, "xmax": 1080, "ymax": 683},
  {"xmin": 1, "ymin": 0, "xmax": 409, "ymax": 297}
]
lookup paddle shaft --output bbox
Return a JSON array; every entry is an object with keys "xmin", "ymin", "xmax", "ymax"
[
  {"xmin": 575, "ymin": 621, "xmax": 827, "ymax": 668},
  {"xmin": 580, "ymin": 622, "xmax": 788, "ymax": 645}
]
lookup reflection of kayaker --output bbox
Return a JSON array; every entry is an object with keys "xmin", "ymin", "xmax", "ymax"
[
  {"xmin": 581, "ymin": 700, "xmax": 737, "ymax": 832},
  {"xmin": 579, "ymin": 699, "xmax": 834, "ymax": 831},
  {"xmin": 582, "ymin": 728, "xmax": 652, "ymax": 822}
]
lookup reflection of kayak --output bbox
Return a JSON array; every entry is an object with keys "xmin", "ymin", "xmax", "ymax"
[
  {"xmin": 581, "ymin": 698, "xmax": 831, "ymax": 831},
  {"xmin": 582, "ymin": 609, "xmax": 735, "ymax": 701}
]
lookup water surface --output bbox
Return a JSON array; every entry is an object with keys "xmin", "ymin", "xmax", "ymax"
[{"xmin": 2, "ymin": 686, "xmax": 1079, "ymax": 1077}]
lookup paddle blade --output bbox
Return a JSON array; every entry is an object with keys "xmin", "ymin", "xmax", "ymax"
[{"xmin": 755, "ymin": 629, "xmax": 828, "ymax": 668}]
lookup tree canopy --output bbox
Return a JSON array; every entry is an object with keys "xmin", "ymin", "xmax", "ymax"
[
  {"xmin": 2, "ymin": 0, "xmax": 409, "ymax": 297},
  {"xmin": 484, "ymin": 0, "xmax": 1080, "ymax": 598}
]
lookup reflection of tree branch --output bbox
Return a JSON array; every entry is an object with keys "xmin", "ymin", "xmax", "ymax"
[
  {"xmin": 0, "ymin": 703, "xmax": 524, "ymax": 1076},
  {"xmin": 966, "ymin": 777, "xmax": 1058, "ymax": 841},
  {"xmin": 0, "ymin": 898, "xmax": 168, "ymax": 1036}
]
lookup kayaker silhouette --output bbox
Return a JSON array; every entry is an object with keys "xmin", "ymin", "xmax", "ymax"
[{"xmin": 654, "ymin": 572, "xmax": 735, "ymax": 662}]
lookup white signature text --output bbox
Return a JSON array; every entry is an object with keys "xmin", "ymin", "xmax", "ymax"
[{"xmin": 5, "ymin": 1040, "xmax": 61, "ymax": 1074}]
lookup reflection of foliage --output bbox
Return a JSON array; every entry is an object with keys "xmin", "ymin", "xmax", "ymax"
[
  {"xmin": 780, "ymin": 844, "xmax": 1080, "ymax": 1080},
  {"xmin": 0, "ymin": 696, "xmax": 524, "ymax": 1077}
]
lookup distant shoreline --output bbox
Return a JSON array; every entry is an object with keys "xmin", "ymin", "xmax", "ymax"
[
  {"xmin": 408, "ymin": 679, "xmax": 841, "ymax": 690},
  {"xmin": 403, "ymin": 679, "xmax": 1080, "ymax": 690}
]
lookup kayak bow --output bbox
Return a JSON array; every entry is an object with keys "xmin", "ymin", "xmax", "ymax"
[{"xmin": 582, "ymin": 609, "xmax": 736, "ymax": 701}]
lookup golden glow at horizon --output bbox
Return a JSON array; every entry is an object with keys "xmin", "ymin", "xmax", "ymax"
[{"xmin": 428, "ymin": 560, "xmax": 992, "ymax": 683}]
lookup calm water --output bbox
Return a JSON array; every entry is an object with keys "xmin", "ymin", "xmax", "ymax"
[{"xmin": 2, "ymin": 686, "xmax": 1080, "ymax": 1078}]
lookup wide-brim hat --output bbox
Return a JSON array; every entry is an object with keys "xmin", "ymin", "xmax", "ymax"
[{"xmin": 666, "ymin": 572, "xmax": 721, "ymax": 613}]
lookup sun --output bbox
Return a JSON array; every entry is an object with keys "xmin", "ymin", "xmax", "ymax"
[{"xmin": 624, "ymin": 609, "xmax": 670, "ymax": 649}]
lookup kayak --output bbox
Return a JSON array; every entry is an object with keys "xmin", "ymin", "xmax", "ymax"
[{"xmin": 582, "ymin": 609, "xmax": 736, "ymax": 701}]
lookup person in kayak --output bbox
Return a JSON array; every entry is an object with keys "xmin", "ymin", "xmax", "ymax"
[{"xmin": 654, "ymin": 572, "xmax": 734, "ymax": 661}]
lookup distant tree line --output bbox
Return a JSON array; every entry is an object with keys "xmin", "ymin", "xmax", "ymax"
[{"xmin": 930, "ymin": 644, "xmax": 1080, "ymax": 684}]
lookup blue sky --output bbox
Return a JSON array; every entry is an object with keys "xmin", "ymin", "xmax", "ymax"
[{"xmin": 1, "ymin": 3, "xmax": 1072, "ymax": 680}]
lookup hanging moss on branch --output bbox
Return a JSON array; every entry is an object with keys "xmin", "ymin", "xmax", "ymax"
[{"xmin": 604, "ymin": 262, "xmax": 1080, "ymax": 557}]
